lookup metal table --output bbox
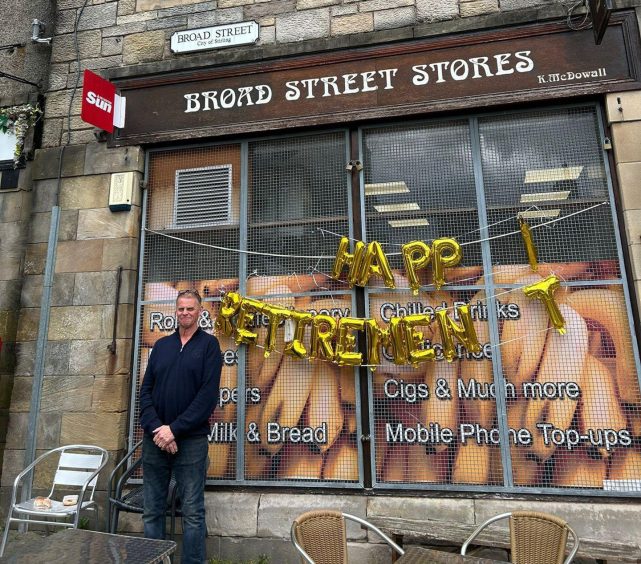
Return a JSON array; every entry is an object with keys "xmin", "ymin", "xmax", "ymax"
[
  {"xmin": 0, "ymin": 529, "xmax": 176, "ymax": 563},
  {"xmin": 396, "ymin": 546, "xmax": 504, "ymax": 564}
]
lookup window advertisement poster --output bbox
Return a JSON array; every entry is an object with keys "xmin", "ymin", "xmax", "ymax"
[{"xmin": 133, "ymin": 106, "xmax": 641, "ymax": 494}]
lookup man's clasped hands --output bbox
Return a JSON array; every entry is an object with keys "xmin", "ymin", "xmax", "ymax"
[{"xmin": 153, "ymin": 425, "xmax": 178, "ymax": 454}]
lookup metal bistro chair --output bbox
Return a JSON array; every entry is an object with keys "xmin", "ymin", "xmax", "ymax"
[
  {"xmin": 461, "ymin": 511, "xmax": 580, "ymax": 564},
  {"xmin": 291, "ymin": 509, "xmax": 405, "ymax": 564},
  {"xmin": 107, "ymin": 439, "xmax": 181, "ymax": 539},
  {"xmin": 0, "ymin": 444, "xmax": 109, "ymax": 557}
]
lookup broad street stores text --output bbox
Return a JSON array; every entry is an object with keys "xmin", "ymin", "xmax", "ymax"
[{"xmin": 183, "ymin": 51, "xmax": 534, "ymax": 112}]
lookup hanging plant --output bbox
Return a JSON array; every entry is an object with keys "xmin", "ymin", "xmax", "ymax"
[{"xmin": 0, "ymin": 103, "xmax": 42, "ymax": 167}]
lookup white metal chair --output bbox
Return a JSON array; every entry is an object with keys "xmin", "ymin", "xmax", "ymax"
[
  {"xmin": 461, "ymin": 511, "xmax": 580, "ymax": 564},
  {"xmin": 291, "ymin": 509, "xmax": 405, "ymax": 564},
  {"xmin": 0, "ymin": 444, "xmax": 109, "ymax": 557}
]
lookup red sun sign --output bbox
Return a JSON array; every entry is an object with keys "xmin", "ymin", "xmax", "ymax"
[{"xmin": 81, "ymin": 70, "xmax": 116, "ymax": 133}]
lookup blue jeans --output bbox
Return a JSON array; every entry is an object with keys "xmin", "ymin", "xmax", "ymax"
[{"xmin": 143, "ymin": 434, "xmax": 208, "ymax": 564}]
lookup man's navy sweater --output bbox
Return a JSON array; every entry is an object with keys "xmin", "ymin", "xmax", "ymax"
[{"xmin": 139, "ymin": 327, "xmax": 222, "ymax": 439}]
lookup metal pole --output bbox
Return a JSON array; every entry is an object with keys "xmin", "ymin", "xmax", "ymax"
[{"xmin": 22, "ymin": 205, "xmax": 60, "ymax": 506}]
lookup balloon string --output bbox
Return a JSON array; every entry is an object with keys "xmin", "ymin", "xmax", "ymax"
[
  {"xmin": 144, "ymin": 228, "xmax": 336, "ymax": 259},
  {"xmin": 461, "ymin": 201, "xmax": 609, "ymax": 247},
  {"xmin": 319, "ymin": 206, "xmax": 541, "ymax": 247},
  {"xmin": 145, "ymin": 201, "xmax": 607, "ymax": 259},
  {"xmin": 491, "ymin": 324, "xmax": 552, "ymax": 349}
]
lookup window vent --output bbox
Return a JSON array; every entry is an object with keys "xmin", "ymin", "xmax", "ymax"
[{"xmin": 173, "ymin": 165, "xmax": 232, "ymax": 229}]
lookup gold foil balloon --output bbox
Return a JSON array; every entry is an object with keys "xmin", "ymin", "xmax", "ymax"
[
  {"xmin": 283, "ymin": 310, "xmax": 313, "ymax": 359},
  {"xmin": 310, "ymin": 314, "xmax": 337, "ymax": 361},
  {"xmin": 261, "ymin": 304, "xmax": 291, "ymax": 358},
  {"xmin": 523, "ymin": 275, "xmax": 566, "ymax": 334},
  {"xmin": 235, "ymin": 297, "xmax": 262, "ymax": 346},
  {"xmin": 519, "ymin": 216, "xmax": 539, "ymax": 271},
  {"xmin": 432, "ymin": 238, "xmax": 463, "ymax": 290},
  {"xmin": 331, "ymin": 236, "xmax": 366, "ymax": 287},
  {"xmin": 435, "ymin": 304, "xmax": 481, "ymax": 362},
  {"xmin": 349, "ymin": 242, "xmax": 367, "ymax": 287},
  {"xmin": 364, "ymin": 318, "xmax": 391, "ymax": 368},
  {"xmin": 402, "ymin": 241, "xmax": 431, "ymax": 295},
  {"xmin": 331, "ymin": 236, "xmax": 351, "ymax": 280},
  {"xmin": 388, "ymin": 316, "xmax": 409, "ymax": 365},
  {"xmin": 335, "ymin": 317, "xmax": 366, "ymax": 366},
  {"xmin": 357, "ymin": 241, "xmax": 395, "ymax": 289},
  {"xmin": 215, "ymin": 291, "xmax": 242, "ymax": 336},
  {"xmin": 401, "ymin": 314, "xmax": 436, "ymax": 365}
]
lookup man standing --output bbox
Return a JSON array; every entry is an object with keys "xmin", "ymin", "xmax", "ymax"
[{"xmin": 139, "ymin": 289, "xmax": 222, "ymax": 564}]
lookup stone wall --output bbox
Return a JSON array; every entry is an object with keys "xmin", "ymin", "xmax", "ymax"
[
  {"xmin": 0, "ymin": 0, "xmax": 53, "ymax": 104},
  {"xmin": 114, "ymin": 491, "xmax": 641, "ymax": 562},
  {"xmin": 0, "ymin": 143, "xmax": 143, "ymax": 522},
  {"xmin": 606, "ymin": 90, "xmax": 641, "ymax": 323},
  {"xmin": 0, "ymin": 171, "xmax": 33, "ymax": 494},
  {"xmin": 0, "ymin": 0, "xmax": 55, "ymax": 506}
]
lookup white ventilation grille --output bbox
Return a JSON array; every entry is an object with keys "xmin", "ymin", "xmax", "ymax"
[{"xmin": 173, "ymin": 165, "xmax": 232, "ymax": 229}]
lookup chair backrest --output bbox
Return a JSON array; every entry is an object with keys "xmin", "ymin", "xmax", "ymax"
[
  {"xmin": 52, "ymin": 446, "xmax": 108, "ymax": 501},
  {"xmin": 510, "ymin": 511, "xmax": 571, "ymax": 564},
  {"xmin": 109, "ymin": 439, "xmax": 143, "ymax": 489},
  {"xmin": 292, "ymin": 509, "xmax": 348, "ymax": 564}
]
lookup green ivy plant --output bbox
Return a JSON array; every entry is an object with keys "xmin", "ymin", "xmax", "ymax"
[{"xmin": 0, "ymin": 103, "xmax": 42, "ymax": 167}]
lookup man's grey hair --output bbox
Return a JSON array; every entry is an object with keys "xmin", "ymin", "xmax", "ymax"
[{"xmin": 176, "ymin": 289, "xmax": 202, "ymax": 305}]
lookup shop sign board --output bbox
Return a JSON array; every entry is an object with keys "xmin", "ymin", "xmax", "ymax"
[
  {"xmin": 81, "ymin": 70, "xmax": 116, "ymax": 133},
  {"xmin": 170, "ymin": 21, "xmax": 259, "ymax": 53},
  {"xmin": 81, "ymin": 70, "xmax": 126, "ymax": 133},
  {"xmin": 112, "ymin": 11, "xmax": 641, "ymax": 146}
]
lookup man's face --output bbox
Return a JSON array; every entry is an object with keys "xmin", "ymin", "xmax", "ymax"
[{"xmin": 176, "ymin": 296, "xmax": 202, "ymax": 330}]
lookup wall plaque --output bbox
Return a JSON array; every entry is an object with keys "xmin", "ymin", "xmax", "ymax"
[{"xmin": 170, "ymin": 21, "xmax": 259, "ymax": 54}]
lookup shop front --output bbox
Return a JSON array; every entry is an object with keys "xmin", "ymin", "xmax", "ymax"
[{"xmin": 110, "ymin": 8, "xmax": 641, "ymax": 557}]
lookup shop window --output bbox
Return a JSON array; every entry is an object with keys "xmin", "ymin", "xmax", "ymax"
[
  {"xmin": 0, "ymin": 131, "xmax": 16, "ymax": 161},
  {"xmin": 134, "ymin": 105, "xmax": 641, "ymax": 495},
  {"xmin": 363, "ymin": 105, "xmax": 641, "ymax": 494},
  {"xmin": 244, "ymin": 132, "xmax": 359, "ymax": 485}
]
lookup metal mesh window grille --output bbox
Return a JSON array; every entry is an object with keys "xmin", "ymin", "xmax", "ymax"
[
  {"xmin": 133, "ymin": 104, "xmax": 641, "ymax": 494},
  {"xmin": 134, "ymin": 145, "xmax": 242, "ymax": 482},
  {"xmin": 174, "ymin": 165, "xmax": 232, "ymax": 228},
  {"xmin": 244, "ymin": 132, "xmax": 360, "ymax": 484},
  {"xmin": 361, "ymin": 105, "xmax": 641, "ymax": 495},
  {"xmin": 134, "ymin": 133, "xmax": 360, "ymax": 486}
]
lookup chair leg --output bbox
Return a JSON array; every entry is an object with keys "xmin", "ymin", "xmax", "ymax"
[
  {"xmin": 169, "ymin": 486, "xmax": 178, "ymax": 541},
  {"xmin": 391, "ymin": 534, "xmax": 404, "ymax": 563},
  {"xmin": 110, "ymin": 508, "xmax": 119, "ymax": 535},
  {"xmin": 0, "ymin": 516, "xmax": 13, "ymax": 557}
]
